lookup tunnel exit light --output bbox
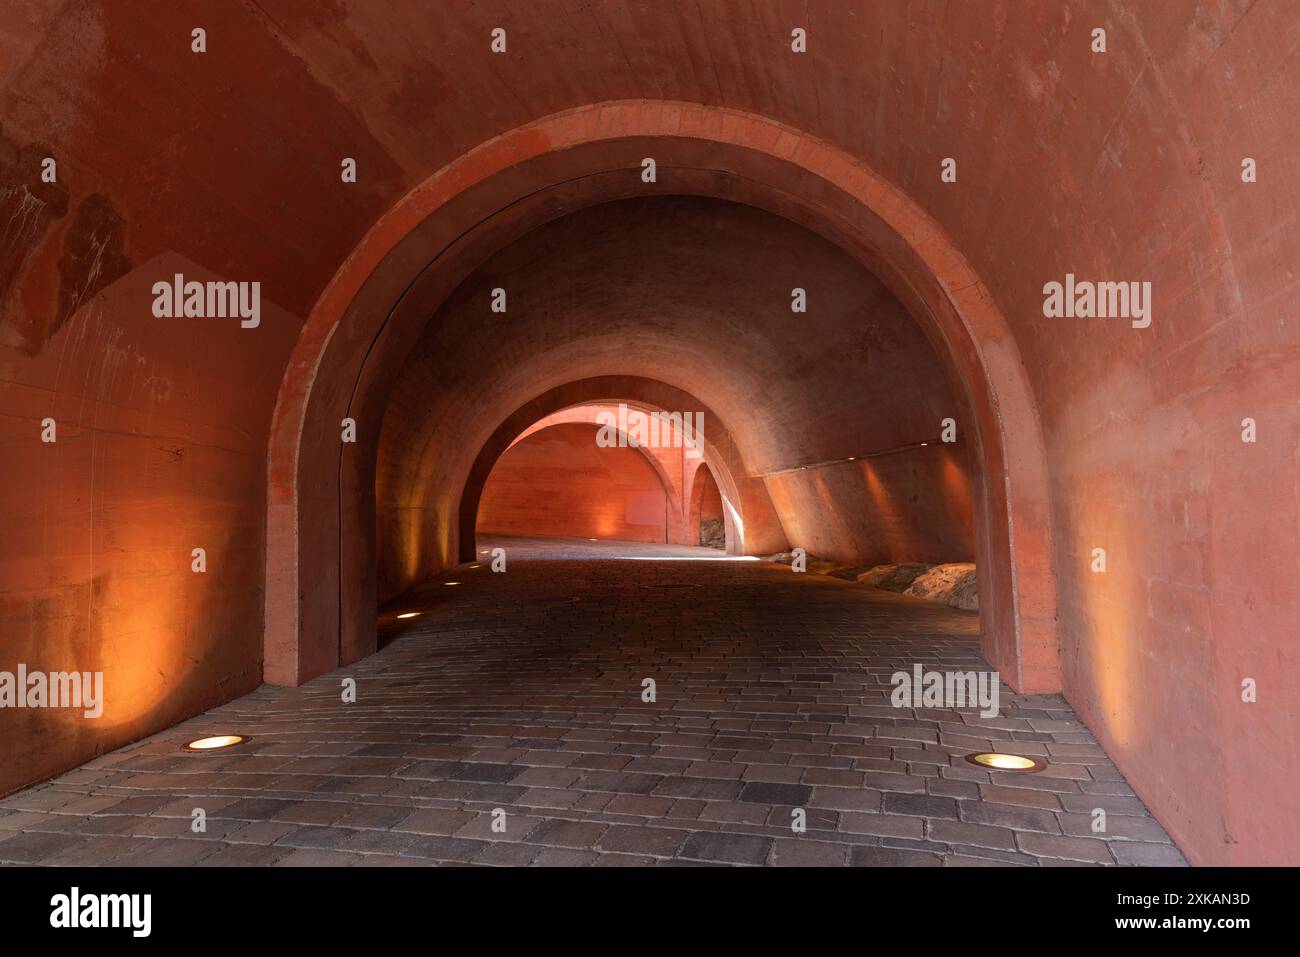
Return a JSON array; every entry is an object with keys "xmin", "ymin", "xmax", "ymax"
[
  {"xmin": 965, "ymin": 752, "xmax": 1046, "ymax": 772},
  {"xmin": 183, "ymin": 734, "xmax": 247, "ymax": 752}
]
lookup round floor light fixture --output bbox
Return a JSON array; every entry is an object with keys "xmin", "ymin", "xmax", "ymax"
[
  {"xmin": 964, "ymin": 752, "xmax": 1046, "ymax": 772},
  {"xmin": 183, "ymin": 734, "xmax": 248, "ymax": 752}
]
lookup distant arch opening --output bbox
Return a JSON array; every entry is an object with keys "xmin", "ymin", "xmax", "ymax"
[
  {"xmin": 689, "ymin": 463, "xmax": 725, "ymax": 549},
  {"xmin": 477, "ymin": 420, "xmax": 675, "ymax": 544}
]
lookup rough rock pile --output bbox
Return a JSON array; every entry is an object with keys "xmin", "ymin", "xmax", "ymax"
[
  {"xmin": 764, "ymin": 550, "xmax": 840, "ymax": 575},
  {"xmin": 698, "ymin": 518, "xmax": 726, "ymax": 549},
  {"xmin": 763, "ymin": 552, "xmax": 978, "ymax": 610},
  {"xmin": 855, "ymin": 561, "xmax": 978, "ymax": 611},
  {"xmin": 905, "ymin": 563, "xmax": 978, "ymax": 610},
  {"xmin": 856, "ymin": 563, "xmax": 932, "ymax": 591}
]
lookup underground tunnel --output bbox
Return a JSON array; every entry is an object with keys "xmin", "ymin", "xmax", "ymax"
[{"xmin": 0, "ymin": 2, "xmax": 1296, "ymax": 915}]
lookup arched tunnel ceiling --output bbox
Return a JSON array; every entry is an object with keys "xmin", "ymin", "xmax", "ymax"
[
  {"xmin": 1, "ymin": 0, "xmax": 1296, "ymax": 868},
  {"xmin": 377, "ymin": 196, "xmax": 956, "ymax": 517},
  {"xmin": 5, "ymin": 0, "xmax": 1291, "ymax": 395}
]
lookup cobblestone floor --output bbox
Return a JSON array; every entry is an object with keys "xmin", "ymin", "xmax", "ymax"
[{"xmin": 0, "ymin": 537, "xmax": 1185, "ymax": 866}]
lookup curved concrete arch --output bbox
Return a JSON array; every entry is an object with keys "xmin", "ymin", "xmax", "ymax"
[
  {"xmin": 267, "ymin": 101, "xmax": 1057, "ymax": 693},
  {"xmin": 476, "ymin": 418, "xmax": 684, "ymax": 548},
  {"xmin": 496, "ymin": 404, "xmax": 710, "ymax": 547},
  {"xmin": 457, "ymin": 387, "xmax": 754, "ymax": 565}
]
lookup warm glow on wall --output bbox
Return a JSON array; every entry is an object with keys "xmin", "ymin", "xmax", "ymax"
[
  {"xmin": 1077, "ymin": 523, "xmax": 1141, "ymax": 751},
  {"xmin": 400, "ymin": 508, "xmax": 423, "ymax": 584},
  {"xmin": 860, "ymin": 459, "xmax": 903, "ymax": 532}
]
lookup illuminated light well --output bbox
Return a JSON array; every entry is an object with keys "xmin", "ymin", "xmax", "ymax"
[
  {"xmin": 443, "ymin": 581, "xmax": 461, "ymax": 586},
  {"xmin": 964, "ymin": 752, "xmax": 1046, "ymax": 772},
  {"xmin": 183, "ymin": 734, "xmax": 247, "ymax": 752},
  {"xmin": 396, "ymin": 611, "xmax": 421, "ymax": 619}
]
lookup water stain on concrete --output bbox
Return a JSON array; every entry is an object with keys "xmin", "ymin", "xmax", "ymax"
[
  {"xmin": 0, "ymin": 131, "xmax": 69, "ymax": 351},
  {"xmin": 55, "ymin": 192, "xmax": 132, "ymax": 339}
]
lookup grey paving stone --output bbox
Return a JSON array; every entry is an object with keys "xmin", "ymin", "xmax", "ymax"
[
  {"xmin": 0, "ymin": 544, "xmax": 1184, "ymax": 868},
  {"xmin": 738, "ymin": 782, "xmax": 812, "ymax": 806},
  {"xmin": 0, "ymin": 831, "xmax": 87, "ymax": 863},
  {"xmin": 849, "ymin": 845, "xmax": 942, "ymax": 867},
  {"xmin": 677, "ymin": 831, "xmax": 774, "ymax": 865}
]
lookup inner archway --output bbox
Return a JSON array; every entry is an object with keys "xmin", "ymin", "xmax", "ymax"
[
  {"xmin": 477, "ymin": 419, "xmax": 676, "ymax": 545},
  {"xmin": 267, "ymin": 102, "xmax": 1057, "ymax": 695},
  {"xmin": 689, "ymin": 463, "xmax": 725, "ymax": 549},
  {"xmin": 457, "ymin": 395, "xmax": 749, "ymax": 565}
]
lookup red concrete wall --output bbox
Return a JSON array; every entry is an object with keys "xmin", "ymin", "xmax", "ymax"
[
  {"xmin": 767, "ymin": 441, "xmax": 975, "ymax": 566},
  {"xmin": 699, "ymin": 480, "xmax": 721, "ymax": 521},
  {"xmin": 477, "ymin": 423, "xmax": 668, "ymax": 543},
  {"xmin": 0, "ymin": 254, "xmax": 300, "ymax": 796}
]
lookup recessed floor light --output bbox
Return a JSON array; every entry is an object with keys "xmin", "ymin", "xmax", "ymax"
[
  {"xmin": 964, "ymin": 752, "xmax": 1046, "ymax": 772},
  {"xmin": 396, "ymin": 611, "xmax": 421, "ymax": 619},
  {"xmin": 444, "ymin": 581, "xmax": 461, "ymax": 586},
  {"xmin": 183, "ymin": 734, "xmax": 247, "ymax": 752}
]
